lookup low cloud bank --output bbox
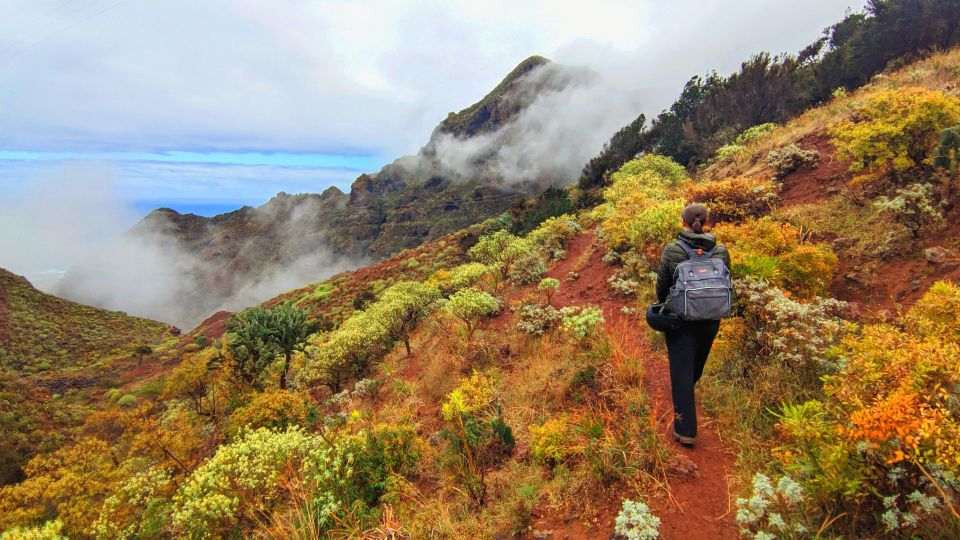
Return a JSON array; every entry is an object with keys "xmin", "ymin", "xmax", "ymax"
[
  {"xmin": 0, "ymin": 166, "xmax": 362, "ymax": 328},
  {"xmin": 425, "ymin": 62, "xmax": 645, "ymax": 189}
]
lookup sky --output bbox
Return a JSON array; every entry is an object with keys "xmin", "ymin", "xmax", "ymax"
[
  {"xmin": 0, "ymin": 0, "xmax": 866, "ymax": 287},
  {"xmin": 0, "ymin": 0, "xmax": 867, "ymax": 208}
]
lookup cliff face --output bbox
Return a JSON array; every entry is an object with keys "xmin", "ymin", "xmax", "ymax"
[{"xmin": 60, "ymin": 56, "xmax": 576, "ymax": 326}]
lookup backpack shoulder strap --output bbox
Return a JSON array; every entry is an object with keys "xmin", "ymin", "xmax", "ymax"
[{"xmin": 676, "ymin": 239, "xmax": 714, "ymax": 259}]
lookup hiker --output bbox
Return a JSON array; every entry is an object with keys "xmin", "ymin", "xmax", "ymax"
[{"xmin": 654, "ymin": 203, "xmax": 731, "ymax": 447}]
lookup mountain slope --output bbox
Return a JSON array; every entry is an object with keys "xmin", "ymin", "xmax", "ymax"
[{"xmin": 0, "ymin": 268, "xmax": 172, "ymax": 373}]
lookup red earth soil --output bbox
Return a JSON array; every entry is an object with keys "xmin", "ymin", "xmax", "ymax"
[
  {"xmin": 525, "ymin": 232, "xmax": 737, "ymax": 539},
  {"xmin": 187, "ymin": 310, "xmax": 233, "ymax": 342},
  {"xmin": 776, "ymin": 135, "xmax": 960, "ymax": 316},
  {"xmin": 778, "ymin": 134, "xmax": 850, "ymax": 207}
]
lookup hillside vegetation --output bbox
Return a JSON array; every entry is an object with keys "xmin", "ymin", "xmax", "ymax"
[
  {"xmin": 4, "ymin": 3, "xmax": 960, "ymax": 539},
  {"xmin": 0, "ymin": 269, "xmax": 175, "ymax": 489},
  {"xmin": 0, "ymin": 269, "xmax": 171, "ymax": 374}
]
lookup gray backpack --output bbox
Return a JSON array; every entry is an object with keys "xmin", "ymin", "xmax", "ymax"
[{"xmin": 669, "ymin": 239, "xmax": 733, "ymax": 321}]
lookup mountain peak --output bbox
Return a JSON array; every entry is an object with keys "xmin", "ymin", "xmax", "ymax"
[{"xmin": 436, "ymin": 55, "xmax": 552, "ymax": 138}]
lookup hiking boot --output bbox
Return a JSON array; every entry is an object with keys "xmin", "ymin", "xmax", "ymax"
[{"xmin": 673, "ymin": 429, "xmax": 695, "ymax": 447}]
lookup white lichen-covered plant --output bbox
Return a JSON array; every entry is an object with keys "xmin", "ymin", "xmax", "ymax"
[
  {"xmin": 736, "ymin": 473, "xmax": 809, "ymax": 540},
  {"xmin": 736, "ymin": 278, "xmax": 848, "ymax": 375},
  {"xmin": 614, "ymin": 499, "xmax": 661, "ymax": 540}
]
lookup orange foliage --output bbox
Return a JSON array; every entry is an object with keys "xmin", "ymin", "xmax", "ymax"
[{"xmin": 686, "ymin": 177, "xmax": 779, "ymax": 223}]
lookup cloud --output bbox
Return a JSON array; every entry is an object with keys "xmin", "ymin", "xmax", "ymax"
[
  {"xmin": 427, "ymin": 62, "xmax": 646, "ymax": 187},
  {"xmin": 0, "ymin": 0, "xmax": 866, "ymax": 158},
  {"xmin": 0, "ymin": 158, "xmax": 363, "ymax": 206},
  {"xmin": 0, "ymin": 163, "xmax": 137, "ymax": 287},
  {"xmin": 0, "ymin": 165, "xmax": 362, "ymax": 327}
]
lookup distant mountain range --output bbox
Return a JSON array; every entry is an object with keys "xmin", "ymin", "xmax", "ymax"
[{"xmin": 58, "ymin": 56, "xmax": 592, "ymax": 326}]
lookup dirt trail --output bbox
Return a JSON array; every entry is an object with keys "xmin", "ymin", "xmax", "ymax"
[{"xmin": 537, "ymin": 231, "xmax": 737, "ymax": 539}]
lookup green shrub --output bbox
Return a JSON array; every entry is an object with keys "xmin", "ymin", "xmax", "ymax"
[
  {"xmin": 300, "ymin": 310, "xmax": 389, "ymax": 392},
  {"xmin": 468, "ymin": 230, "xmax": 536, "ymax": 282},
  {"xmin": 117, "ymin": 394, "xmax": 137, "ymax": 408},
  {"xmin": 537, "ymin": 278, "xmax": 560, "ymax": 305},
  {"xmin": 736, "ymin": 122, "xmax": 777, "ymax": 145},
  {"xmin": 427, "ymin": 262, "xmax": 490, "ymax": 295},
  {"xmin": 366, "ymin": 281, "xmax": 441, "ymax": 356},
  {"xmin": 612, "ymin": 155, "xmax": 688, "ymax": 187},
  {"xmin": 559, "ymin": 306, "xmax": 605, "ymax": 342},
  {"xmin": 714, "ymin": 143, "xmax": 746, "ymax": 161},
  {"xmin": 442, "ymin": 288, "xmax": 501, "ymax": 339}
]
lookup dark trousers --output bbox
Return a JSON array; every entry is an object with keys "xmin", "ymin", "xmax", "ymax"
[{"xmin": 665, "ymin": 320, "xmax": 720, "ymax": 438}]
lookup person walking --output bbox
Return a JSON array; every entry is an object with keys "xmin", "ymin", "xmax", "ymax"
[{"xmin": 654, "ymin": 203, "xmax": 731, "ymax": 447}]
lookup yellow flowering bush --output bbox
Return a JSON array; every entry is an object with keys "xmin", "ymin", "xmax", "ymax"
[
  {"xmin": 713, "ymin": 218, "xmax": 838, "ymax": 299},
  {"xmin": 227, "ymin": 388, "xmax": 313, "ymax": 435},
  {"xmin": 830, "ymin": 87, "xmax": 960, "ymax": 178},
  {"xmin": 529, "ymin": 415, "xmax": 576, "ymax": 465},
  {"xmin": 0, "ymin": 438, "xmax": 120, "ymax": 535},
  {"xmin": 427, "ymin": 262, "xmax": 490, "ymax": 295},
  {"xmin": 686, "ymin": 177, "xmax": 779, "ymax": 223},
  {"xmin": 440, "ymin": 371, "xmax": 514, "ymax": 505}
]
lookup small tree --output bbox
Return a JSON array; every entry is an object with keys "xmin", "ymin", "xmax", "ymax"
[
  {"xmin": 368, "ymin": 281, "xmax": 441, "ymax": 356},
  {"xmin": 537, "ymin": 278, "xmax": 560, "ymax": 306},
  {"xmin": 133, "ymin": 345, "xmax": 152, "ymax": 367},
  {"xmin": 442, "ymin": 288, "xmax": 501, "ymax": 341},
  {"xmin": 227, "ymin": 302, "xmax": 314, "ymax": 390},
  {"xmin": 468, "ymin": 231, "xmax": 536, "ymax": 285}
]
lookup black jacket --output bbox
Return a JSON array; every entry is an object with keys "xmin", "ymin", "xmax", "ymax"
[{"xmin": 655, "ymin": 231, "xmax": 731, "ymax": 303}]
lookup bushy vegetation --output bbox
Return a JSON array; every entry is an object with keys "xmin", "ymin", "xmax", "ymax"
[
  {"xmin": 600, "ymin": 155, "xmax": 689, "ymax": 256},
  {"xmin": 442, "ymin": 288, "xmax": 501, "ymax": 340},
  {"xmin": 440, "ymin": 370, "xmax": 514, "ymax": 506},
  {"xmin": 830, "ymin": 87, "xmax": 960, "ymax": 182},
  {"xmin": 762, "ymin": 282, "xmax": 960, "ymax": 536},
  {"xmin": 686, "ymin": 176, "xmax": 780, "ymax": 223},
  {"xmin": 712, "ymin": 218, "xmax": 838, "ymax": 299},
  {"xmin": 614, "ymin": 498, "xmax": 661, "ymax": 540},
  {"xmin": 767, "ymin": 144, "xmax": 819, "ymax": 179}
]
